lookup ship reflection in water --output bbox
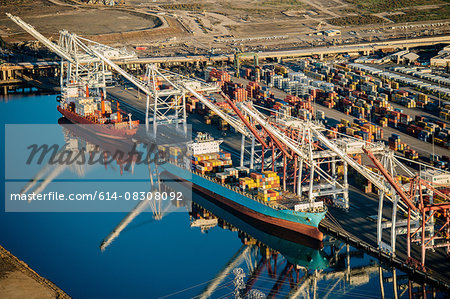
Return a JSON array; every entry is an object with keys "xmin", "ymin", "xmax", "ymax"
[
  {"xmin": 58, "ymin": 117, "xmax": 141, "ymax": 175},
  {"xmin": 100, "ymin": 171, "xmax": 440, "ymax": 299},
  {"xmin": 143, "ymin": 178, "xmax": 437, "ymax": 299},
  {"xmin": 188, "ymin": 194, "xmax": 328, "ymax": 299},
  {"xmin": 184, "ymin": 195, "xmax": 422, "ymax": 299},
  {"xmin": 18, "ymin": 117, "xmax": 446, "ymax": 298}
]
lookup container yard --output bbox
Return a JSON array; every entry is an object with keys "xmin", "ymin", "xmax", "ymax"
[
  {"xmin": 223, "ymin": 61, "xmax": 450, "ymax": 162},
  {"xmin": 2, "ymin": 4, "xmax": 450, "ymax": 299},
  {"xmin": 104, "ymin": 57, "xmax": 450, "ymax": 292}
]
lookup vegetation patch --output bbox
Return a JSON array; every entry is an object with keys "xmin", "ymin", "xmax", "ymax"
[
  {"xmin": 386, "ymin": 5, "xmax": 450, "ymax": 23},
  {"xmin": 328, "ymin": 15, "xmax": 385, "ymax": 26},
  {"xmin": 345, "ymin": 0, "xmax": 446, "ymax": 13}
]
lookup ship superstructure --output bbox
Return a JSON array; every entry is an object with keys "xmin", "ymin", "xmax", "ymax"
[
  {"xmin": 160, "ymin": 132, "xmax": 327, "ymax": 241},
  {"xmin": 57, "ymin": 84, "xmax": 139, "ymax": 138}
]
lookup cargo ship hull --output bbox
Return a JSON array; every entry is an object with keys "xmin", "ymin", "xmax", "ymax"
[
  {"xmin": 188, "ymin": 179, "xmax": 327, "ymax": 258},
  {"xmin": 57, "ymin": 106, "xmax": 138, "ymax": 139},
  {"xmin": 160, "ymin": 163, "xmax": 326, "ymax": 241}
]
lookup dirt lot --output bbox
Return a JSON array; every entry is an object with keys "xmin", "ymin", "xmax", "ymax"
[
  {"xmin": 132, "ymin": 0, "xmax": 450, "ymax": 54},
  {"xmin": 0, "ymin": 0, "xmax": 164, "ymax": 43},
  {"xmin": 1, "ymin": 9, "xmax": 160, "ymax": 36},
  {"xmin": 0, "ymin": 0, "xmax": 449, "ymax": 55}
]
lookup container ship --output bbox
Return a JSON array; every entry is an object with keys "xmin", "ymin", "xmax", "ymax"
[
  {"xmin": 57, "ymin": 84, "xmax": 139, "ymax": 139},
  {"xmin": 159, "ymin": 132, "xmax": 327, "ymax": 241}
]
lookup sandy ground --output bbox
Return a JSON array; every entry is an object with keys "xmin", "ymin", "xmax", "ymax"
[
  {"xmin": 0, "ymin": 271, "xmax": 57, "ymax": 299},
  {"xmin": 0, "ymin": 0, "xmax": 449, "ymax": 55},
  {"xmin": 2, "ymin": 9, "xmax": 160, "ymax": 36},
  {"xmin": 0, "ymin": 245, "xmax": 70, "ymax": 299},
  {"xmin": 0, "ymin": 0, "xmax": 164, "ymax": 42}
]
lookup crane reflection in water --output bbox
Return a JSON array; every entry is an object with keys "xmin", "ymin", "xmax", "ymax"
[
  {"xmin": 18, "ymin": 120, "xmax": 447, "ymax": 299},
  {"xmin": 102, "ymin": 169, "xmax": 445, "ymax": 299}
]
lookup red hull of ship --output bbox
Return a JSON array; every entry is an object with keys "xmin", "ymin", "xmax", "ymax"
[{"xmin": 57, "ymin": 106, "xmax": 138, "ymax": 139}]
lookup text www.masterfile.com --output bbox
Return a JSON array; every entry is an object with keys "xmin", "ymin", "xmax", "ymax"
[{"xmin": 9, "ymin": 191, "xmax": 184, "ymax": 201}]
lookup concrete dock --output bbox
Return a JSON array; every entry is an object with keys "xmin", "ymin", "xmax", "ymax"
[
  {"xmin": 107, "ymin": 84, "xmax": 450, "ymax": 292},
  {"xmin": 320, "ymin": 187, "xmax": 450, "ymax": 291}
]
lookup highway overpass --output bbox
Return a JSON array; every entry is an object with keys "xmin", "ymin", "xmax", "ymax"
[{"xmin": 120, "ymin": 35, "xmax": 450, "ymax": 65}]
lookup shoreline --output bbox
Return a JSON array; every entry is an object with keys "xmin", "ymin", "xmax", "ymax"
[{"xmin": 0, "ymin": 244, "xmax": 70, "ymax": 298}]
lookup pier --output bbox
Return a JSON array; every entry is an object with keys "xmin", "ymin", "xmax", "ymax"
[
  {"xmin": 0, "ymin": 61, "xmax": 60, "ymax": 93},
  {"xmin": 320, "ymin": 187, "xmax": 450, "ymax": 291},
  {"xmin": 106, "ymin": 81, "xmax": 450, "ymax": 292},
  {"xmin": 4, "ymin": 13, "xmax": 450, "ymax": 296}
]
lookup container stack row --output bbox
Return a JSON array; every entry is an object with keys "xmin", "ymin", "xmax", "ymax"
[
  {"xmin": 192, "ymin": 152, "xmax": 232, "ymax": 175},
  {"xmin": 333, "ymin": 118, "xmax": 384, "ymax": 142}
]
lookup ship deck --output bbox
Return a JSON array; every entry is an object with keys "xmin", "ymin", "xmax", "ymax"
[{"xmin": 199, "ymin": 173, "xmax": 324, "ymax": 212}]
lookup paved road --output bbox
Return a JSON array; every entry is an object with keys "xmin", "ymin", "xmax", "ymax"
[
  {"xmin": 107, "ymin": 86, "xmax": 149, "ymax": 114},
  {"xmin": 122, "ymin": 36, "xmax": 450, "ymax": 64}
]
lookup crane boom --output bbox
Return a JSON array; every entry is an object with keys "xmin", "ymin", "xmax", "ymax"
[
  {"xmin": 218, "ymin": 94, "xmax": 268, "ymax": 148},
  {"xmin": 184, "ymin": 87, "xmax": 251, "ymax": 137},
  {"xmin": 238, "ymin": 103, "xmax": 292, "ymax": 157},
  {"xmin": 419, "ymin": 179, "xmax": 450, "ymax": 202},
  {"xmin": 6, "ymin": 13, "xmax": 74, "ymax": 62},
  {"xmin": 239, "ymin": 104, "xmax": 347, "ymax": 188},
  {"xmin": 310, "ymin": 126, "xmax": 391, "ymax": 194},
  {"xmin": 363, "ymin": 147, "xmax": 418, "ymax": 211},
  {"xmin": 241, "ymin": 104, "xmax": 309, "ymax": 161},
  {"xmin": 90, "ymin": 48, "xmax": 152, "ymax": 96}
]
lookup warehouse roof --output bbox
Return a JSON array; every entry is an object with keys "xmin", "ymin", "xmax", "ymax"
[{"xmin": 402, "ymin": 52, "xmax": 419, "ymax": 61}]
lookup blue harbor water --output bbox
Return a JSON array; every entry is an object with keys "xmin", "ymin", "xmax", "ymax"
[{"xmin": 0, "ymin": 92, "xmax": 446, "ymax": 298}]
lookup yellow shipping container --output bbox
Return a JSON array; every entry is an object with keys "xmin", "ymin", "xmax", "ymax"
[
  {"xmin": 418, "ymin": 93, "xmax": 427, "ymax": 101},
  {"xmin": 424, "ymin": 126, "xmax": 434, "ymax": 133}
]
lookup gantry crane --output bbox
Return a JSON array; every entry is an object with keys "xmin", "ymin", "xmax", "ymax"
[
  {"xmin": 90, "ymin": 48, "xmax": 221, "ymax": 135},
  {"xmin": 6, "ymin": 13, "xmax": 136, "ymax": 95},
  {"xmin": 9, "ymin": 13, "xmax": 449, "ymax": 270},
  {"xmin": 364, "ymin": 147, "xmax": 450, "ymax": 268},
  {"xmin": 234, "ymin": 50, "xmax": 259, "ymax": 78},
  {"xmin": 233, "ymin": 101, "xmax": 404, "ymax": 213},
  {"xmin": 219, "ymin": 101, "xmax": 449, "ymax": 266},
  {"xmin": 240, "ymin": 103, "xmax": 447, "ymax": 257}
]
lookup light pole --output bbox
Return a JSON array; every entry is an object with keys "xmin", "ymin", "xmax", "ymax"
[
  {"xmin": 438, "ymin": 80, "xmax": 441, "ymax": 108},
  {"xmin": 432, "ymin": 131, "xmax": 435, "ymax": 163}
]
